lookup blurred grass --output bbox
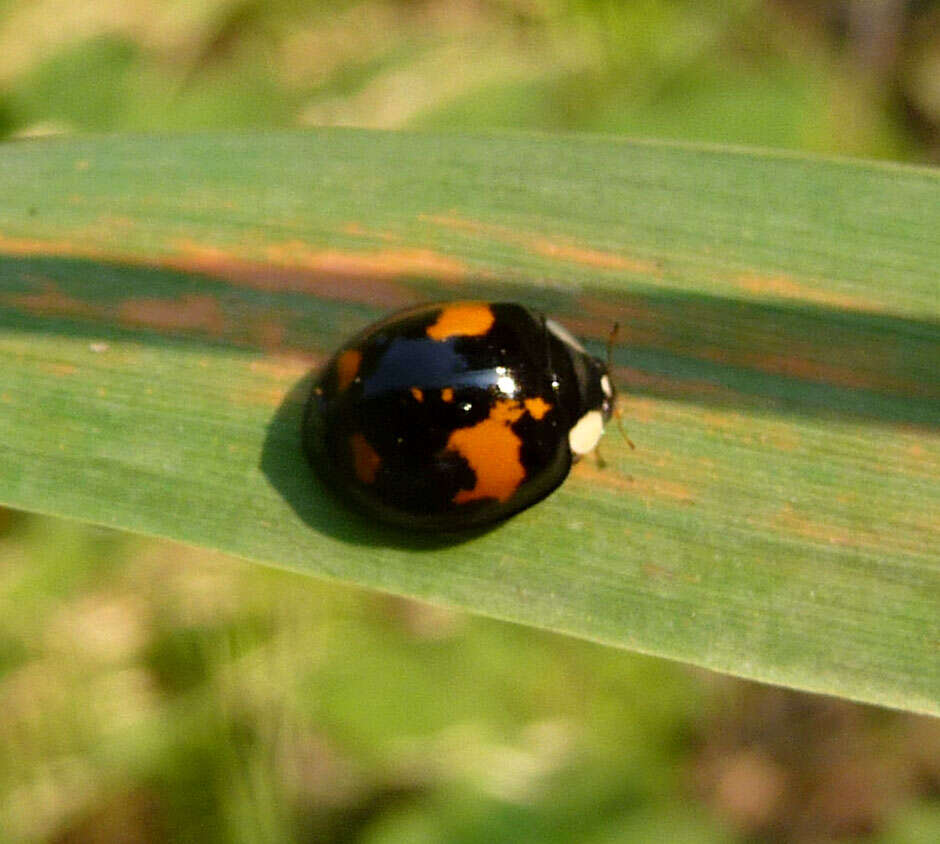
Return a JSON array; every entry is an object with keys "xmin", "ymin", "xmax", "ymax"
[
  {"xmin": 0, "ymin": 0, "xmax": 937, "ymax": 161},
  {"xmin": 0, "ymin": 510, "xmax": 712, "ymax": 842},
  {"xmin": 1, "ymin": 509, "xmax": 938, "ymax": 843}
]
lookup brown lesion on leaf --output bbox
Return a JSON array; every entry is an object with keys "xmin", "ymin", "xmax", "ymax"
[
  {"xmin": 736, "ymin": 272, "xmax": 885, "ymax": 313},
  {"xmin": 249, "ymin": 318, "xmax": 288, "ymax": 351},
  {"xmin": 696, "ymin": 347, "xmax": 927, "ymax": 396},
  {"xmin": 0, "ymin": 233, "xmax": 99, "ymax": 259},
  {"xmin": 643, "ymin": 562, "xmax": 676, "ymax": 581},
  {"xmin": 621, "ymin": 396, "xmax": 658, "ymax": 423},
  {"xmin": 235, "ymin": 355, "xmax": 320, "ymax": 407},
  {"xmin": 3, "ymin": 284, "xmax": 105, "ymax": 321},
  {"xmin": 0, "ymin": 231, "xmax": 442, "ymax": 321},
  {"xmin": 4, "ymin": 274, "xmax": 298, "ymax": 352},
  {"xmin": 263, "ymin": 242, "xmax": 466, "ymax": 281},
  {"xmin": 760, "ymin": 501, "xmax": 939, "ymax": 556},
  {"xmin": 95, "ymin": 214, "xmax": 136, "ymax": 231},
  {"xmin": 643, "ymin": 562, "xmax": 702, "ymax": 584},
  {"xmin": 531, "ymin": 239, "xmax": 659, "ymax": 274},
  {"xmin": 898, "ymin": 440, "xmax": 940, "ymax": 480},
  {"xmin": 761, "ymin": 426, "xmax": 801, "ymax": 452},
  {"xmin": 1, "ymin": 273, "xmax": 323, "ymax": 360},
  {"xmin": 575, "ymin": 279, "xmax": 938, "ymax": 402},
  {"xmin": 38, "ymin": 362, "xmax": 77, "ymax": 376},
  {"xmin": 700, "ymin": 409, "xmax": 747, "ymax": 431},
  {"xmin": 768, "ymin": 503, "xmax": 880, "ymax": 550},
  {"xmin": 4, "ymin": 229, "xmax": 930, "ymax": 420},
  {"xmin": 421, "ymin": 213, "xmax": 659, "ymax": 276},
  {"xmin": 574, "ymin": 296, "xmax": 661, "ymax": 329},
  {"xmin": 420, "ymin": 213, "xmax": 512, "ymax": 239},
  {"xmin": 630, "ymin": 477, "xmax": 695, "ymax": 504},
  {"xmin": 341, "ymin": 222, "xmax": 397, "ymax": 241},
  {"xmin": 168, "ymin": 240, "xmax": 461, "ymax": 308},
  {"xmin": 615, "ymin": 366, "xmax": 743, "ymax": 403},
  {"xmin": 575, "ymin": 292, "xmax": 932, "ymax": 400},
  {"xmin": 571, "ymin": 462, "xmax": 695, "ymax": 504},
  {"xmin": 248, "ymin": 356, "xmax": 316, "ymax": 382},
  {"xmin": 118, "ymin": 294, "xmax": 225, "ymax": 337},
  {"xmin": 0, "ymin": 241, "xmax": 275, "ymax": 347}
]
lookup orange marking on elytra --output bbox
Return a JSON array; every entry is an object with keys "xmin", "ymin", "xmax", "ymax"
[
  {"xmin": 441, "ymin": 387, "xmax": 454, "ymax": 402},
  {"xmin": 349, "ymin": 433, "xmax": 381, "ymax": 484},
  {"xmin": 426, "ymin": 303, "xmax": 494, "ymax": 341},
  {"xmin": 336, "ymin": 349, "xmax": 362, "ymax": 391},
  {"xmin": 524, "ymin": 397, "xmax": 552, "ymax": 419},
  {"xmin": 410, "ymin": 387, "xmax": 424, "ymax": 402},
  {"xmin": 446, "ymin": 400, "xmax": 526, "ymax": 504}
]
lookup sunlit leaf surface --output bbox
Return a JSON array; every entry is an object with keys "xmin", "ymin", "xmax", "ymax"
[{"xmin": 0, "ymin": 130, "xmax": 937, "ymax": 714}]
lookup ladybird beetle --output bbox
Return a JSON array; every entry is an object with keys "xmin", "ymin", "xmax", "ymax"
[{"xmin": 302, "ymin": 301, "xmax": 616, "ymax": 531}]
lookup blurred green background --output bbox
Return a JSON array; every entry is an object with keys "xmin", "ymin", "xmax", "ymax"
[
  {"xmin": 1, "ymin": 0, "xmax": 939, "ymax": 161},
  {"xmin": 0, "ymin": 2, "xmax": 938, "ymax": 842}
]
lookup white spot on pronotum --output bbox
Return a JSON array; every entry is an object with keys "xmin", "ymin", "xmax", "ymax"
[
  {"xmin": 89, "ymin": 342, "xmax": 109, "ymax": 353},
  {"xmin": 568, "ymin": 410, "xmax": 604, "ymax": 456},
  {"xmin": 601, "ymin": 374, "xmax": 612, "ymax": 397},
  {"xmin": 546, "ymin": 319, "xmax": 586, "ymax": 353}
]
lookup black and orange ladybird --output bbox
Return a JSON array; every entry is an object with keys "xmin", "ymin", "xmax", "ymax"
[{"xmin": 302, "ymin": 301, "xmax": 616, "ymax": 531}]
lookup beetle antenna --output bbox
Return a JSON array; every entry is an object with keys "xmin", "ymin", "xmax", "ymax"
[
  {"xmin": 615, "ymin": 405, "xmax": 635, "ymax": 450},
  {"xmin": 606, "ymin": 321, "xmax": 635, "ymax": 450}
]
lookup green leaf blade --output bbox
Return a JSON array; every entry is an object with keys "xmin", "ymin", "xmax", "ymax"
[{"xmin": 1, "ymin": 130, "xmax": 937, "ymax": 714}]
